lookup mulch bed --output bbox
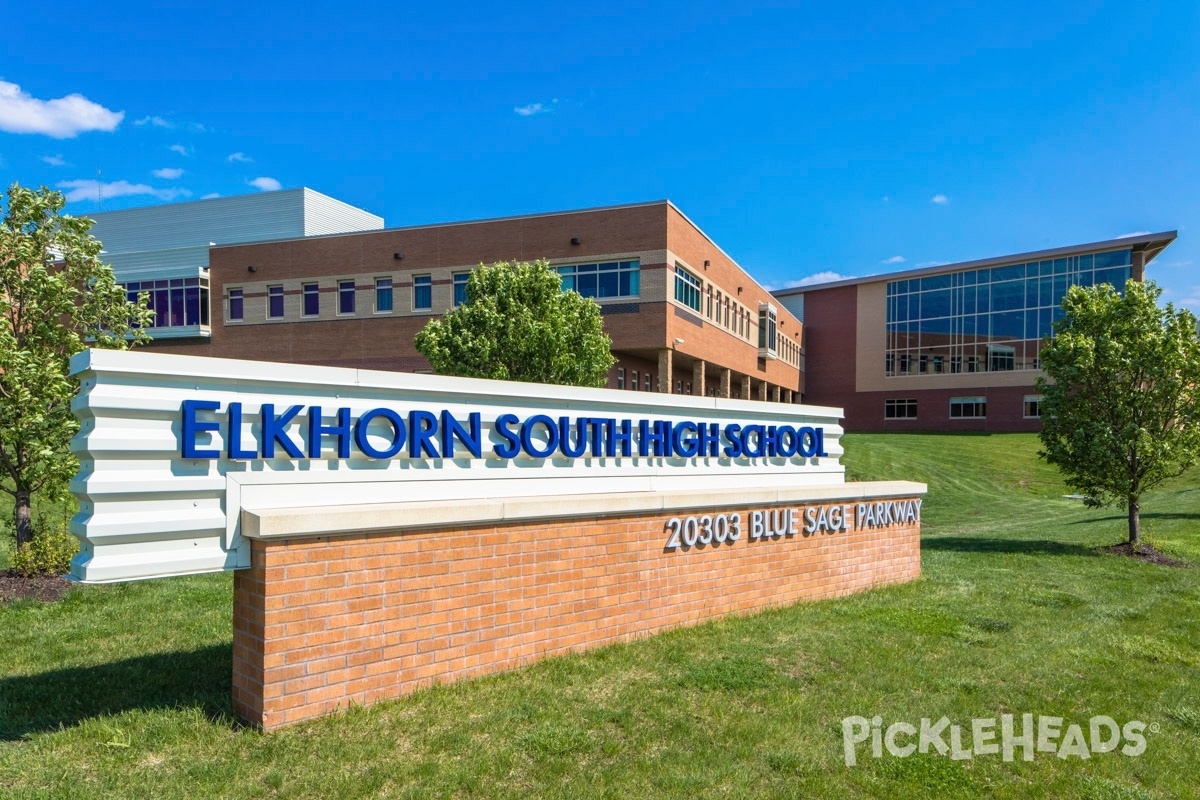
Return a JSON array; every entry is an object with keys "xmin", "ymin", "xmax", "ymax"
[
  {"xmin": 1100, "ymin": 542, "xmax": 1190, "ymax": 568},
  {"xmin": 0, "ymin": 569, "xmax": 72, "ymax": 604}
]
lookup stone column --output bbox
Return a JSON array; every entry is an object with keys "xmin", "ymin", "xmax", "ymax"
[
  {"xmin": 740, "ymin": 378, "xmax": 751, "ymax": 400},
  {"xmin": 757, "ymin": 381, "xmax": 768, "ymax": 402},
  {"xmin": 692, "ymin": 360, "xmax": 706, "ymax": 398},
  {"xmin": 719, "ymin": 368, "xmax": 732, "ymax": 399},
  {"xmin": 658, "ymin": 349, "xmax": 673, "ymax": 393}
]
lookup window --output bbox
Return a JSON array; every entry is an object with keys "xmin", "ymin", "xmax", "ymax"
[
  {"xmin": 630, "ymin": 370, "xmax": 639, "ymax": 390},
  {"xmin": 338, "ymin": 280, "xmax": 356, "ymax": 314},
  {"xmin": 413, "ymin": 275, "xmax": 432, "ymax": 311},
  {"xmin": 883, "ymin": 248, "xmax": 1134, "ymax": 381},
  {"xmin": 758, "ymin": 303, "xmax": 777, "ymax": 355},
  {"xmin": 643, "ymin": 373, "xmax": 651, "ymax": 391},
  {"xmin": 1023, "ymin": 395, "xmax": 1043, "ymax": 418},
  {"xmin": 453, "ymin": 272, "xmax": 470, "ymax": 307},
  {"xmin": 375, "ymin": 277, "xmax": 393, "ymax": 313},
  {"xmin": 303, "ymin": 283, "xmax": 320, "ymax": 317},
  {"xmin": 674, "ymin": 265, "xmax": 702, "ymax": 311},
  {"xmin": 558, "ymin": 260, "xmax": 640, "ymax": 299},
  {"xmin": 950, "ymin": 396, "xmax": 987, "ymax": 419},
  {"xmin": 228, "ymin": 288, "xmax": 243, "ymax": 322},
  {"xmin": 617, "ymin": 367, "xmax": 625, "ymax": 390},
  {"xmin": 885, "ymin": 399, "xmax": 918, "ymax": 419},
  {"xmin": 988, "ymin": 345, "xmax": 1015, "ymax": 372},
  {"xmin": 268, "ymin": 286, "xmax": 284, "ymax": 319},
  {"xmin": 126, "ymin": 276, "xmax": 211, "ymax": 329}
]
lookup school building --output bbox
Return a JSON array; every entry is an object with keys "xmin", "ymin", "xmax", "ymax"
[
  {"xmin": 772, "ymin": 230, "xmax": 1177, "ymax": 431},
  {"xmin": 90, "ymin": 190, "xmax": 1177, "ymax": 431},
  {"xmin": 92, "ymin": 192, "xmax": 806, "ymax": 406}
]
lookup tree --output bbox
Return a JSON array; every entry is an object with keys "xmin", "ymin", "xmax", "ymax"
[
  {"xmin": 1037, "ymin": 280, "xmax": 1200, "ymax": 546},
  {"xmin": 414, "ymin": 259, "xmax": 616, "ymax": 387},
  {"xmin": 1, "ymin": 183, "xmax": 153, "ymax": 548}
]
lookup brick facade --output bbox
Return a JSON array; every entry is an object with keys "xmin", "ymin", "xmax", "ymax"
[
  {"xmin": 232, "ymin": 497, "xmax": 922, "ymax": 729},
  {"xmin": 148, "ymin": 201, "xmax": 806, "ymax": 404}
]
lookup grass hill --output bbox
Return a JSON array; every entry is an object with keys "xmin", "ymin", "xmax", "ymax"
[{"xmin": 1, "ymin": 433, "xmax": 1198, "ymax": 799}]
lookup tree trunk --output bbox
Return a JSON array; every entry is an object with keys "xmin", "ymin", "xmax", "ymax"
[
  {"xmin": 1127, "ymin": 499, "xmax": 1140, "ymax": 546},
  {"xmin": 15, "ymin": 487, "xmax": 33, "ymax": 549}
]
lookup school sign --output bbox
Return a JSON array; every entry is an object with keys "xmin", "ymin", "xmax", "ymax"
[{"xmin": 70, "ymin": 349, "xmax": 925, "ymax": 729}]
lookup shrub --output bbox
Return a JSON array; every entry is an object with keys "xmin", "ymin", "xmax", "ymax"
[{"xmin": 8, "ymin": 519, "xmax": 78, "ymax": 577}]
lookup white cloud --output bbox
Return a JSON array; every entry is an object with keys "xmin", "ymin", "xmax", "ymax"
[
  {"xmin": 915, "ymin": 260, "xmax": 950, "ymax": 269},
  {"xmin": 249, "ymin": 176, "xmax": 282, "ymax": 192},
  {"xmin": 882, "ymin": 196, "xmax": 890, "ymax": 204},
  {"xmin": 1116, "ymin": 230, "xmax": 1151, "ymax": 239},
  {"xmin": 931, "ymin": 194, "xmax": 949, "ymax": 205},
  {"xmin": 153, "ymin": 167, "xmax": 184, "ymax": 179},
  {"xmin": 201, "ymin": 193, "xmax": 221, "ymax": 199},
  {"xmin": 57, "ymin": 179, "xmax": 191, "ymax": 203},
  {"xmin": 766, "ymin": 271, "xmax": 856, "ymax": 290},
  {"xmin": 514, "ymin": 102, "xmax": 551, "ymax": 117},
  {"xmin": 881, "ymin": 255, "xmax": 906, "ymax": 265},
  {"xmin": 0, "ymin": 80, "xmax": 124, "ymax": 138},
  {"xmin": 227, "ymin": 151, "xmax": 252, "ymax": 163},
  {"xmin": 42, "ymin": 154, "xmax": 68, "ymax": 167},
  {"xmin": 168, "ymin": 144, "xmax": 192, "ymax": 156},
  {"xmin": 134, "ymin": 115, "xmax": 172, "ymax": 128},
  {"xmin": 1174, "ymin": 286, "xmax": 1200, "ymax": 313}
]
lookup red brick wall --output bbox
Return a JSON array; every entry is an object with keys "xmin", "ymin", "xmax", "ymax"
[
  {"xmin": 232, "ymin": 498, "xmax": 921, "ymax": 729},
  {"xmin": 795, "ymin": 284, "xmax": 859, "ymax": 407},
  {"xmin": 843, "ymin": 385, "xmax": 1043, "ymax": 433}
]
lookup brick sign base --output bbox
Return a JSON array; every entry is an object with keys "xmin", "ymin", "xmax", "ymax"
[{"xmin": 232, "ymin": 497, "xmax": 922, "ymax": 729}]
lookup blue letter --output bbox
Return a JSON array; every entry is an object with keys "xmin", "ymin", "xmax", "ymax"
[
  {"xmin": 776, "ymin": 425, "xmax": 798, "ymax": 457},
  {"xmin": 181, "ymin": 399, "xmax": 221, "ymax": 459},
  {"xmin": 308, "ymin": 406, "xmax": 352, "ymax": 458},
  {"xmin": 354, "ymin": 407, "xmax": 406, "ymax": 459},
  {"xmin": 521, "ymin": 414, "xmax": 559, "ymax": 458},
  {"xmin": 744, "ymin": 425, "xmax": 766, "ymax": 458},
  {"xmin": 493, "ymin": 413, "xmax": 521, "ymax": 459},
  {"xmin": 608, "ymin": 419, "xmax": 633, "ymax": 457},
  {"xmin": 672, "ymin": 421, "xmax": 699, "ymax": 458},
  {"xmin": 260, "ymin": 404, "xmax": 304, "ymax": 459},
  {"xmin": 409, "ymin": 410, "xmax": 440, "ymax": 458},
  {"xmin": 722, "ymin": 423, "xmax": 743, "ymax": 458},
  {"xmin": 225, "ymin": 402, "xmax": 257, "ymax": 459},
  {"xmin": 440, "ymin": 411, "xmax": 482, "ymax": 458},
  {"xmin": 798, "ymin": 426, "xmax": 818, "ymax": 458},
  {"xmin": 697, "ymin": 422, "xmax": 721, "ymax": 457},
  {"xmin": 637, "ymin": 419, "xmax": 665, "ymax": 457},
  {"xmin": 559, "ymin": 417, "xmax": 589, "ymax": 458}
]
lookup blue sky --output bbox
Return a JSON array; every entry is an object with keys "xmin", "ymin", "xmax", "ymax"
[{"xmin": 2, "ymin": 1, "xmax": 1196, "ymax": 307}]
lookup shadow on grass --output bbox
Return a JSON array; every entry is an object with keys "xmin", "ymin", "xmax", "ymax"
[
  {"xmin": 0, "ymin": 643, "xmax": 234, "ymax": 740},
  {"xmin": 1069, "ymin": 512, "xmax": 1200, "ymax": 524},
  {"xmin": 921, "ymin": 537, "xmax": 1097, "ymax": 557}
]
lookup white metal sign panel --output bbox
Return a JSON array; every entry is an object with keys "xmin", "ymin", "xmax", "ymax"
[{"xmin": 69, "ymin": 349, "xmax": 846, "ymax": 583}]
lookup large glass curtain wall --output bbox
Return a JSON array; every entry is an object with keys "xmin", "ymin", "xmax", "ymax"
[{"xmin": 884, "ymin": 249, "xmax": 1131, "ymax": 376}]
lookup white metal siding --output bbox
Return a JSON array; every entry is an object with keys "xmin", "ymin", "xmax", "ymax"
[{"xmin": 301, "ymin": 188, "xmax": 384, "ymax": 236}]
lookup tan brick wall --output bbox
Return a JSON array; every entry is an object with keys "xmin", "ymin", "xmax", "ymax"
[{"xmin": 232, "ymin": 498, "xmax": 921, "ymax": 729}]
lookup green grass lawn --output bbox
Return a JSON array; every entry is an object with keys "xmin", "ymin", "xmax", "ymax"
[{"xmin": 2, "ymin": 433, "xmax": 1199, "ymax": 799}]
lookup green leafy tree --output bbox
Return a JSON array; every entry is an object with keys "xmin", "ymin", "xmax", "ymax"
[
  {"xmin": 1037, "ymin": 280, "xmax": 1200, "ymax": 545},
  {"xmin": 414, "ymin": 259, "xmax": 616, "ymax": 387},
  {"xmin": 1, "ymin": 183, "xmax": 153, "ymax": 550}
]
